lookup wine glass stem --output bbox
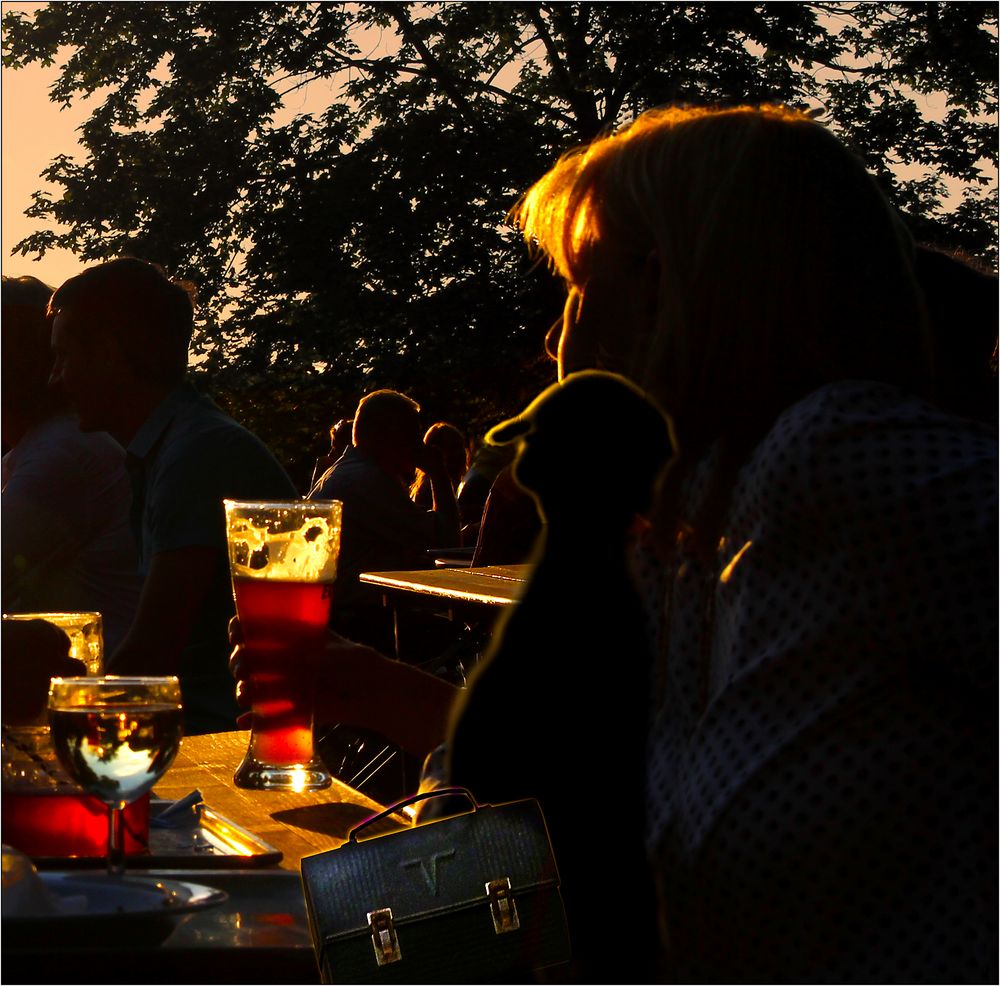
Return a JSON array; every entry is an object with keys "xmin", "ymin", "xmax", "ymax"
[{"xmin": 107, "ymin": 805, "xmax": 126, "ymax": 877}]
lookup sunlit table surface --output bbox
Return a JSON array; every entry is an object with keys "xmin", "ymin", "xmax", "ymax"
[
  {"xmin": 154, "ymin": 729, "xmax": 403, "ymax": 870},
  {"xmin": 3, "ymin": 730, "xmax": 406, "ymax": 985},
  {"xmin": 359, "ymin": 563, "xmax": 531, "ymax": 606}
]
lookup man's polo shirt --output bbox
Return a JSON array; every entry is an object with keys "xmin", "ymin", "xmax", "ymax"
[
  {"xmin": 125, "ymin": 381, "xmax": 296, "ymax": 734},
  {"xmin": 310, "ymin": 445, "xmax": 455, "ymax": 615}
]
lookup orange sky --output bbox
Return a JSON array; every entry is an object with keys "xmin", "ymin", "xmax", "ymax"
[
  {"xmin": 1, "ymin": 1, "xmax": 391, "ymax": 290},
  {"xmin": 1, "ymin": 8, "xmax": 90, "ymax": 290},
  {"xmin": 2, "ymin": 4, "xmax": 995, "ymax": 292}
]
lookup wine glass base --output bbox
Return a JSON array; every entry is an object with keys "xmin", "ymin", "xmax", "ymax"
[{"xmin": 233, "ymin": 756, "xmax": 332, "ymax": 791}]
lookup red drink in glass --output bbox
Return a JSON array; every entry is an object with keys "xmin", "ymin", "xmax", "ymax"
[
  {"xmin": 232, "ymin": 577, "xmax": 333, "ymax": 766},
  {"xmin": 233, "ymin": 577, "xmax": 332, "ymax": 642},
  {"xmin": 1, "ymin": 790, "xmax": 150, "ymax": 857}
]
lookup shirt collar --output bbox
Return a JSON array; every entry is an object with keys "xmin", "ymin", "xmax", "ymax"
[{"xmin": 126, "ymin": 380, "xmax": 200, "ymax": 461}]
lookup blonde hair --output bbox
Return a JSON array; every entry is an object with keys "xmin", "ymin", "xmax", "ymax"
[
  {"xmin": 511, "ymin": 104, "xmax": 933, "ymax": 549},
  {"xmin": 409, "ymin": 421, "xmax": 469, "ymax": 501},
  {"xmin": 512, "ymin": 105, "xmax": 931, "ymax": 446}
]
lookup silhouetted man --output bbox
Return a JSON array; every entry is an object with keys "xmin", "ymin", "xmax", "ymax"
[
  {"xmin": 3, "ymin": 275, "xmax": 140, "ymax": 651},
  {"xmin": 309, "ymin": 389, "xmax": 460, "ymax": 649},
  {"xmin": 48, "ymin": 258, "xmax": 296, "ymax": 733},
  {"xmin": 306, "ymin": 388, "xmax": 461, "ymax": 800}
]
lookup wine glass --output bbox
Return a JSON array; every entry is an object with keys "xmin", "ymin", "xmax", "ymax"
[{"xmin": 47, "ymin": 676, "xmax": 183, "ymax": 876}]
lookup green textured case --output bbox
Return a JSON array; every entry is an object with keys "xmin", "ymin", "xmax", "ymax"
[{"xmin": 300, "ymin": 791, "xmax": 571, "ymax": 983}]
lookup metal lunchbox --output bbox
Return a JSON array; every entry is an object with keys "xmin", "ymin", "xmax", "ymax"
[{"xmin": 300, "ymin": 788, "xmax": 571, "ymax": 983}]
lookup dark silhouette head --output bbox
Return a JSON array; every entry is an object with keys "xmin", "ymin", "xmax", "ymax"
[
  {"xmin": 914, "ymin": 244, "xmax": 997, "ymax": 425},
  {"xmin": 2, "ymin": 274, "xmax": 53, "ymax": 310},
  {"xmin": 409, "ymin": 421, "xmax": 468, "ymax": 502},
  {"xmin": 48, "ymin": 257, "xmax": 196, "ymax": 389},
  {"xmin": 2, "ymin": 275, "xmax": 63, "ymax": 436},
  {"xmin": 488, "ymin": 370, "xmax": 674, "ymax": 525},
  {"xmin": 329, "ymin": 417, "xmax": 354, "ymax": 459},
  {"xmin": 424, "ymin": 422, "xmax": 469, "ymax": 488},
  {"xmin": 512, "ymin": 104, "xmax": 937, "ymax": 555},
  {"xmin": 352, "ymin": 389, "xmax": 423, "ymax": 483},
  {"xmin": 511, "ymin": 105, "xmax": 932, "ymax": 457}
]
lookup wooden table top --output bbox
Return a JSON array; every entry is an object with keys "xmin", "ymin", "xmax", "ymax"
[
  {"xmin": 359, "ymin": 563, "xmax": 531, "ymax": 606},
  {"xmin": 154, "ymin": 730, "xmax": 405, "ymax": 871},
  {"xmin": 4, "ymin": 730, "xmax": 395, "ymax": 982}
]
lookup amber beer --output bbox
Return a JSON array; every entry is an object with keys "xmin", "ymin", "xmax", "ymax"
[
  {"xmin": 225, "ymin": 499, "xmax": 342, "ymax": 791},
  {"xmin": 232, "ymin": 577, "xmax": 333, "ymax": 765}
]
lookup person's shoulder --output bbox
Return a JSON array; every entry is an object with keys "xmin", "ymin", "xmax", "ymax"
[
  {"xmin": 761, "ymin": 380, "xmax": 992, "ymax": 460},
  {"xmin": 151, "ymin": 395, "xmax": 294, "ymax": 496},
  {"xmin": 10, "ymin": 415, "xmax": 125, "ymax": 474},
  {"xmin": 162, "ymin": 396, "xmax": 279, "ymax": 464},
  {"xmin": 314, "ymin": 448, "xmax": 386, "ymax": 499},
  {"xmin": 750, "ymin": 380, "xmax": 996, "ymax": 515},
  {"xmin": 71, "ymin": 426, "xmax": 127, "ymax": 467}
]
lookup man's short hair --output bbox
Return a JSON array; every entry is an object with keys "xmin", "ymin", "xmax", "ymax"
[
  {"xmin": 2, "ymin": 275, "xmax": 61, "ymax": 415},
  {"xmin": 2, "ymin": 274, "xmax": 53, "ymax": 311},
  {"xmin": 352, "ymin": 390, "xmax": 421, "ymax": 449},
  {"xmin": 48, "ymin": 257, "xmax": 197, "ymax": 387}
]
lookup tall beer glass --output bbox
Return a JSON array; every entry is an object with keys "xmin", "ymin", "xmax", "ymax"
[{"xmin": 225, "ymin": 499, "xmax": 342, "ymax": 791}]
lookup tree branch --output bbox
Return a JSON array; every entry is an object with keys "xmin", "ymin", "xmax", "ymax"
[
  {"xmin": 521, "ymin": 2, "xmax": 598, "ymax": 135},
  {"xmin": 296, "ymin": 42, "xmax": 579, "ymax": 127},
  {"xmin": 373, "ymin": 2, "xmax": 476, "ymax": 120}
]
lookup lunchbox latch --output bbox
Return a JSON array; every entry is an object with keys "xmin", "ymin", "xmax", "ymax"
[
  {"xmin": 486, "ymin": 877, "xmax": 520, "ymax": 934},
  {"xmin": 367, "ymin": 907, "xmax": 402, "ymax": 965}
]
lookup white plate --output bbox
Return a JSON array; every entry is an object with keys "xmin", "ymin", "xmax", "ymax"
[{"xmin": 3, "ymin": 873, "xmax": 228, "ymax": 947}]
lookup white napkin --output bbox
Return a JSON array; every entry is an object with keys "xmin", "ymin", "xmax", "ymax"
[
  {"xmin": 150, "ymin": 789, "xmax": 204, "ymax": 829},
  {"xmin": 1, "ymin": 845, "xmax": 87, "ymax": 917}
]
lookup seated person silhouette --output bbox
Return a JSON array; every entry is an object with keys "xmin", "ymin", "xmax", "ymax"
[
  {"xmin": 470, "ymin": 462, "xmax": 543, "ymax": 565},
  {"xmin": 308, "ymin": 416, "xmax": 353, "ymax": 493},
  {"xmin": 456, "ymin": 438, "xmax": 516, "ymax": 536},
  {"xmin": 308, "ymin": 390, "xmax": 461, "ymax": 802},
  {"xmin": 410, "ymin": 420, "xmax": 468, "ymax": 509},
  {"xmin": 308, "ymin": 389, "xmax": 460, "ymax": 651},
  {"xmin": 47, "ymin": 258, "xmax": 296, "ymax": 734},
  {"xmin": 446, "ymin": 370, "xmax": 674, "ymax": 983},
  {"xmin": 2, "ymin": 274, "xmax": 141, "ymax": 654}
]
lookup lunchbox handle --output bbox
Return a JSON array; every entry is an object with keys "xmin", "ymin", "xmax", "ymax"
[{"xmin": 348, "ymin": 787, "xmax": 478, "ymax": 842}]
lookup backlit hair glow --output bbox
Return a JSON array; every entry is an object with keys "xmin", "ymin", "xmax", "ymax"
[
  {"xmin": 511, "ymin": 104, "xmax": 811, "ymax": 288},
  {"xmin": 509, "ymin": 103, "xmax": 930, "ymax": 459}
]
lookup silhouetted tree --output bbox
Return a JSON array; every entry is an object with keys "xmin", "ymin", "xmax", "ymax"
[{"xmin": 4, "ymin": 3, "xmax": 996, "ymax": 468}]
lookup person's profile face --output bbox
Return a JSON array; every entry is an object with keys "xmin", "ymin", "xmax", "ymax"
[
  {"xmin": 49, "ymin": 311, "xmax": 113, "ymax": 432},
  {"xmin": 554, "ymin": 243, "xmax": 656, "ymax": 383}
]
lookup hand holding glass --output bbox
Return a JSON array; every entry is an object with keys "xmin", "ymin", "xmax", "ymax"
[
  {"xmin": 225, "ymin": 499, "xmax": 342, "ymax": 791},
  {"xmin": 4, "ymin": 611, "xmax": 104, "ymax": 675},
  {"xmin": 47, "ymin": 676, "xmax": 183, "ymax": 875}
]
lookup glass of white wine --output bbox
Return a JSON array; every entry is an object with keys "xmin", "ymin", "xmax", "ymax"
[{"xmin": 47, "ymin": 677, "xmax": 183, "ymax": 876}]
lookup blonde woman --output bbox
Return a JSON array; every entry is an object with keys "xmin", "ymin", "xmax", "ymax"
[
  {"xmin": 233, "ymin": 106, "xmax": 995, "ymax": 981},
  {"xmin": 513, "ymin": 105, "xmax": 996, "ymax": 981}
]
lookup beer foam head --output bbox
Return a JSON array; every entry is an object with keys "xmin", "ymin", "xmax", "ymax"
[{"xmin": 225, "ymin": 501, "xmax": 342, "ymax": 583}]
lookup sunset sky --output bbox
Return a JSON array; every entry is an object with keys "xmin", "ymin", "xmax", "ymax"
[
  {"xmin": 1, "ymin": 0, "xmax": 393, "ymax": 291},
  {"xmin": 2, "ymin": 3, "xmax": 994, "ymax": 294},
  {"xmin": 1, "ymin": 6, "xmax": 88, "ymax": 291}
]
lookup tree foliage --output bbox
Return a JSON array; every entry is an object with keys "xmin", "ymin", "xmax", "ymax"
[{"xmin": 4, "ymin": 2, "xmax": 997, "ymax": 475}]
